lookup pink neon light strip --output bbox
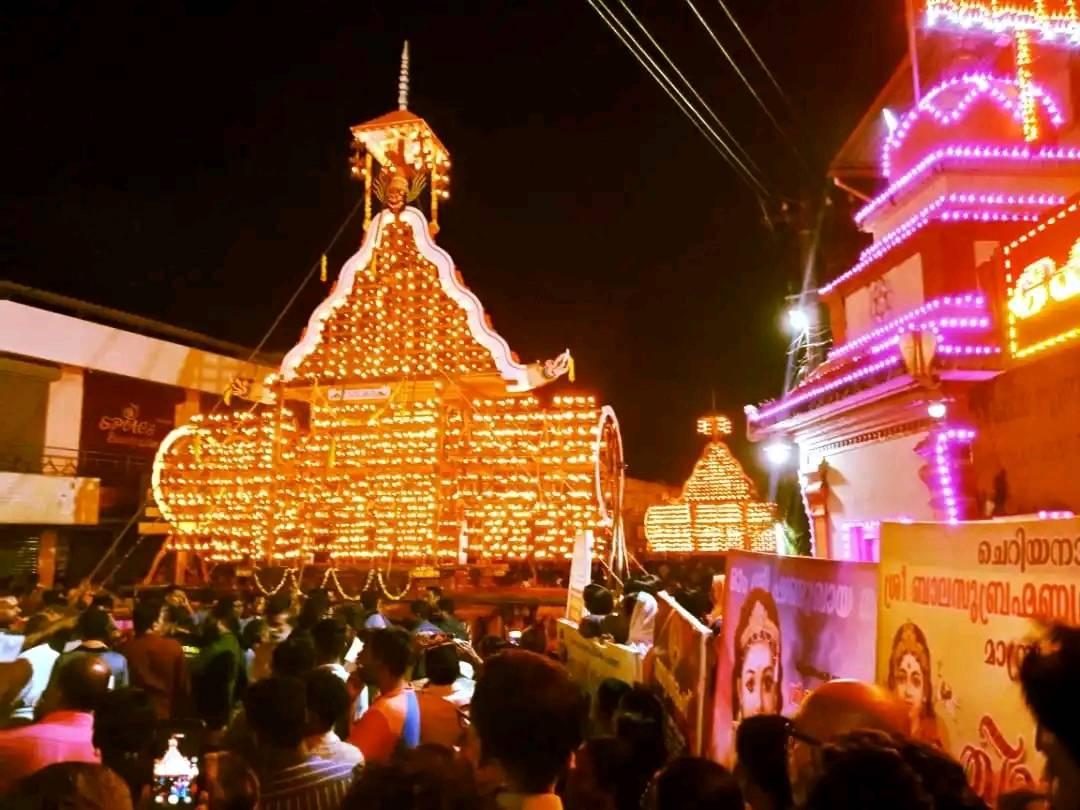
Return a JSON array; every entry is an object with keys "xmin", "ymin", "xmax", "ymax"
[
  {"xmin": 748, "ymin": 355, "xmax": 902, "ymax": 423},
  {"xmin": 751, "ymin": 293, "xmax": 1000, "ymax": 425},
  {"xmin": 855, "ymin": 145, "xmax": 1080, "ymax": 226},
  {"xmin": 748, "ymin": 332, "xmax": 998, "ymax": 425},
  {"xmin": 882, "ymin": 74, "xmax": 1064, "ymax": 179},
  {"xmin": 925, "ymin": 3, "xmax": 1080, "ymax": 44},
  {"xmin": 841, "ymin": 315, "xmax": 990, "ymax": 361},
  {"xmin": 863, "ymin": 318, "xmax": 991, "ymax": 355},
  {"xmin": 829, "ymin": 294, "xmax": 987, "ymax": 360},
  {"xmin": 822, "ymin": 193, "xmax": 1058, "ymax": 295},
  {"xmin": 936, "ymin": 343, "xmax": 1001, "ymax": 356},
  {"xmin": 934, "ymin": 426, "xmax": 976, "ymax": 523}
]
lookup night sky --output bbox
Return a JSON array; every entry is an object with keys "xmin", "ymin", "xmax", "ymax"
[{"xmin": 2, "ymin": 1, "xmax": 906, "ymax": 486}]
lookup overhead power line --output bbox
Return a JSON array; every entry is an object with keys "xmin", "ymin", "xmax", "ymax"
[
  {"xmin": 715, "ymin": 0, "xmax": 793, "ymax": 109},
  {"xmin": 92, "ymin": 194, "xmax": 367, "ymax": 586},
  {"xmin": 587, "ymin": 0, "xmax": 771, "ymax": 199},
  {"xmin": 615, "ymin": 0, "xmax": 762, "ymax": 177},
  {"xmin": 683, "ymin": 0, "xmax": 799, "ymax": 155}
]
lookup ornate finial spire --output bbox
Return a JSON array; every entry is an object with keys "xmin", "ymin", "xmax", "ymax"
[
  {"xmin": 397, "ymin": 41, "xmax": 410, "ymax": 111},
  {"xmin": 697, "ymin": 413, "xmax": 733, "ymax": 439},
  {"xmin": 350, "ymin": 40, "xmax": 450, "ymax": 232}
]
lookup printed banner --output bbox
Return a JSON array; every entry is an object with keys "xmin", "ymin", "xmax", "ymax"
[
  {"xmin": 566, "ymin": 531, "xmax": 593, "ymax": 623},
  {"xmin": 650, "ymin": 591, "xmax": 711, "ymax": 755},
  {"xmin": 711, "ymin": 551, "xmax": 878, "ymax": 763},
  {"xmin": 877, "ymin": 518, "xmax": 1080, "ymax": 804},
  {"xmin": 557, "ymin": 618, "xmax": 644, "ymax": 697}
]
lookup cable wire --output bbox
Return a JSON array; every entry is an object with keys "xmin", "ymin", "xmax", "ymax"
[
  {"xmin": 587, "ymin": 0, "xmax": 771, "ymax": 198},
  {"xmin": 715, "ymin": 0, "xmax": 793, "ymax": 108},
  {"xmin": 222, "ymin": 192, "xmax": 367, "ymax": 411},
  {"xmin": 683, "ymin": 0, "xmax": 797, "ymax": 152},
  {"xmin": 93, "ymin": 193, "xmax": 367, "ymax": 586},
  {"xmin": 593, "ymin": 0, "xmax": 768, "ymax": 195},
  {"xmin": 615, "ymin": 0, "xmax": 762, "ymax": 177}
]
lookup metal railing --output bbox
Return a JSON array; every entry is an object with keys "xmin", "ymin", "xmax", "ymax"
[{"xmin": 0, "ymin": 442, "xmax": 153, "ymax": 478}]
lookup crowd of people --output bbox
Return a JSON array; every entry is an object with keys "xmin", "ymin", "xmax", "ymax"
[{"xmin": 0, "ymin": 578, "xmax": 1077, "ymax": 810}]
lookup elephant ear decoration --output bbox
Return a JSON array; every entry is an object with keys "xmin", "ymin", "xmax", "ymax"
[{"xmin": 407, "ymin": 171, "xmax": 428, "ymax": 202}]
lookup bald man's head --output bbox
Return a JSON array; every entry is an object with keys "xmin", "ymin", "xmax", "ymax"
[
  {"xmin": 788, "ymin": 680, "xmax": 908, "ymax": 807},
  {"xmin": 796, "ymin": 680, "xmax": 908, "ymax": 741},
  {"xmin": 56, "ymin": 654, "xmax": 112, "ymax": 712}
]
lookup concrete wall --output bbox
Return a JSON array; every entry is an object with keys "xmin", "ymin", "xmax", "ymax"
[
  {"xmin": 802, "ymin": 430, "xmax": 934, "ymax": 560},
  {"xmin": 970, "ymin": 344, "xmax": 1080, "ymax": 515},
  {"xmin": 0, "ymin": 358, "xmax": 57, "ymax": 471},
  {"xmin": 0, "ymin": 301, "xmax": 273, "ymax": 398}
]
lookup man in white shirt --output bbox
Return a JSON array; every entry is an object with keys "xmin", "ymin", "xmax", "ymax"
[
  {"xmin": 11, "ymin": 615, "xmax": 60, "ymax": 723},
  {"xmin": 312, "ymin": 618, "xmax": 349, "ymax": 683},
  {"xmin": 302, "ymin": 669, "xmax": 363, "ymax": 767},
  {"xmin": 312, "ymin": 617, "xmax": 369, "ymax": 728}
]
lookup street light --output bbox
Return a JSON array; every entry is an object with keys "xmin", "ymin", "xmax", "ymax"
[
  {"xmin": 883, "ymin": 107, "xmax": 899, "ymax": 134},
  {"xmin": 764, "ymin": 439, "xmax": 794, "ymax": 467},
  {"xmin": 927, "ymin": 401, "xmax": 947, "ymax": 420},
  {"xmin": 786, "ymin": 307, "xmax": 812, "ymax": 335}
]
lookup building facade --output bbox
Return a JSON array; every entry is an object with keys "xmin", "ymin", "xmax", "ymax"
[
  {"xmin": 747, "ymin": 4, "xmax": 1080, "ymax": 560},
  {"xmin": 0, "ymin": 284, "xmax": 275, "ymax": 585}
]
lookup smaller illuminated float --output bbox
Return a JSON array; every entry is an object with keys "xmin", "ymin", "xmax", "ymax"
[
  {"xmin": 644, "ymin": 415, "xmax": 776, "ymax": 555},
  {"xmin": 152, "ymin": 46, "xmax": 624, "ymax": 570}
]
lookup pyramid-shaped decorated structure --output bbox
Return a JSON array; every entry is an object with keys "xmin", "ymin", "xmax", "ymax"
[
  {"xmin": 644, "ymin": 415, "xmax": 775, "ymax": 554},
  {"xmin": 152, "ymin": 61, "xmax": 623, "ymax": 567}
]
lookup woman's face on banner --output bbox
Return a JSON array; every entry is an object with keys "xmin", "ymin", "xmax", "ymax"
[
  {"xmin": 739, "ymin": 640, "xmax": 778, "ymax": 718},
  {"xmin": 894, "ymin": 652, "xmax": 925, "ymax": 717}
]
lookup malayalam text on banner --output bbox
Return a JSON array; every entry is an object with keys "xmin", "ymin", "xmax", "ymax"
[
  {"xmin": 557, "ymin": 618, "xmax": 644, "ymax": 698},
  {"xmin": 711, "ymin": 551, "xmax": 878, "ymax": 763},
  {"xmin": 877, "ymin": 518, "xmax": 1080, "ymax": 804}
]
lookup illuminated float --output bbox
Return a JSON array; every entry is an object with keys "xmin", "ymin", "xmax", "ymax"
[
  {"xmin": 644, "ymin": 414, "xmax": 776, "ymax": 555},
  {"xmin": 151, "ymin": 47, "xmax": 624, "ymax": 573},
  {"xmin": 747, "ymin": 2, "xmax": 1080, "ymax": 561}
]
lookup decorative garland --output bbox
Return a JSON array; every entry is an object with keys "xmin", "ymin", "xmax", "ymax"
[
  {"xmin": 252, "ymin": 568, "xmax": 297, "ymax": 596},
  {"xmin": 375, "ymin": 571, "xmax": 413, "ymax": 601},
  {"xmin": 327, "ymin": 567, "xmax": 363, "ymax": 601},
  {"xmin": 317, "ymin": 566, "xmax": 414, "ymax": 602}
]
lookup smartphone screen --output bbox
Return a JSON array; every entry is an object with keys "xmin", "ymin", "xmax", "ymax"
[
  {"xmin": 153, "ymin": 732, "xmax": 200, "ymax": 806},
  {"xmin": 153, "ymin": 773, "xmax": 195, "ymax": 806}
]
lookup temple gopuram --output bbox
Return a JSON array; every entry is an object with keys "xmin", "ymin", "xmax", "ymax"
[
  {"xmin": 747, "ymin": 1, "xmax": 1080, "ymax": 561},
  {"xmin": 151, "ymin": 47, "xmax": 625, "ymax": 583}
]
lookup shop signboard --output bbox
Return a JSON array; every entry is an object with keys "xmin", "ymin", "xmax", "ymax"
[
  {"xmin": 1004, "ymin": 200, "xmax": 1080, "ymax": 360},
  {"xmin": 80, "ymin": 370, "xmax": 184, "ymax": 458}
]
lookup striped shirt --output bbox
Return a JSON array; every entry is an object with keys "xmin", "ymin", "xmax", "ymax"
[{"xmin": 258, "ymin": 755, "xmax": 356, "ymax": 810}]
